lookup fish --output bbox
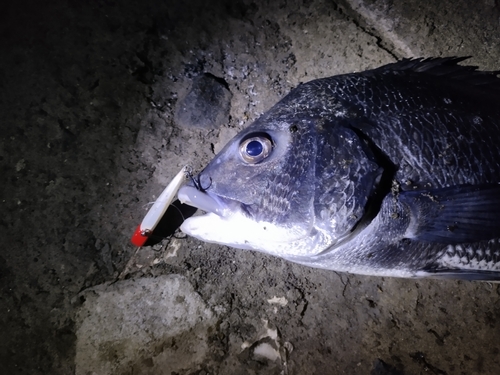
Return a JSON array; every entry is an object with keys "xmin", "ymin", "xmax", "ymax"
[{"xmin": 176, "ymin": 57, "xmax": 500, "ymax": 280}]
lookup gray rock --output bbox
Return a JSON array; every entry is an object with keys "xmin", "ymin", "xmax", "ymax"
[
  {"xmin": 75, "ymin": 275, "xmax": 215, "ymax": 375},
  {"xmin": 175, "ymin": 73, "xmax": 232, "ymax": 129}
]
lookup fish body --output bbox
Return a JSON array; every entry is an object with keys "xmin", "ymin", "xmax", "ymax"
[{"xmin": 178, "ymin": 57, "xmax": 500, "ymax": 280}]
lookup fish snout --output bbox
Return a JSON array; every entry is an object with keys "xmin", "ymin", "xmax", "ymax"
[{"xmin": 177, "ymin": 181, "xmax": 227, "ymax": 217}]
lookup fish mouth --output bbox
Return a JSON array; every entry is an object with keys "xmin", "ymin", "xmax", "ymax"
[
  {"xmin": 177, "ymin": 185, "xmax": 229, "ymax": 217},
  {"xmin": 177, "ymin": 184, "xmax": 313, "ymax": 254}
]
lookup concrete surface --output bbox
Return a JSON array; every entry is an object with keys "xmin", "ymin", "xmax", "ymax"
[{"xmin": 1, "ymin": 0, "xmax": 500, "ymax": 374}]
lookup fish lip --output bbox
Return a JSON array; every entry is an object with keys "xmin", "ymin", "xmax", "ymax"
[{"xmin": 178, "ymin": 185, "xmax": 228, "ymax": 217}]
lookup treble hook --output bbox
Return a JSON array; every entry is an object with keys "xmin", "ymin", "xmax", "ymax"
[{"xmin": 185, "ymin": 166, "xmax": 212, "ymax": 192}]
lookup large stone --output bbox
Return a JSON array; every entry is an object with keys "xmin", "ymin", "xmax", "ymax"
[
  {"xmin": 175, "ymin": 73, "xmax": 232, "ymax": 130},
  {"xmin": 75, "ymin": 275, "xmax": 215, "ymax": 375}
]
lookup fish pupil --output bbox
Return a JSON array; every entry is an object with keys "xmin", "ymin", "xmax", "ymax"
[{"xmin": 246, "ymin": 140, "xmax": 263, "ymax": 156}]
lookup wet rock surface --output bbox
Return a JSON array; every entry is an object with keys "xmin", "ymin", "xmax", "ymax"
[{"xmin": 1, "ymin": 0, "xmax": 500, "ymax": 374}]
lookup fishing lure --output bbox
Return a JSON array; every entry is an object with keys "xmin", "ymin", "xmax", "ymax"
[{"xmin": 131, "ymin": 166, "xmax": 188, "ymax": 246}]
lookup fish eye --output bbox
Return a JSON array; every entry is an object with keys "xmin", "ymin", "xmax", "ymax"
[{"xmin": 239, "ymin": 135, "xmax": 273, "ymax": 164}]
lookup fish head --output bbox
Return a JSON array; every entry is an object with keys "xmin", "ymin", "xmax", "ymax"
[{"xmin": 178, "ymin": 111, "xmax": 382, "ymax": 258}]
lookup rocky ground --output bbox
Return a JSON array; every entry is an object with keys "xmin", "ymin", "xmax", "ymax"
[{"xmin": 2, "ymin": 0, "xmax": 500, "ymax": 374}]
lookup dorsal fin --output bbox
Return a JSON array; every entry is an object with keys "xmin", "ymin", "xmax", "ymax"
[{"xmin": 373, "ymin": 57, "xmax": 500, "ymax": 94}]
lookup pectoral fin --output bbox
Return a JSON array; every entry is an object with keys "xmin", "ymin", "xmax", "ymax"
[{"xmin": 400, "ymin": 184, "xmax": 500, "ymax": 243}]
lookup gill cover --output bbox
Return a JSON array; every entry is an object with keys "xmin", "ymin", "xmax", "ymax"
[{"xmin": 312, "ymin": 123, "xmax": 383, "ymax": 242}]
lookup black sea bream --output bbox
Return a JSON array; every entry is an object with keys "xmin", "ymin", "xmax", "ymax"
[{"xmin": 177, "ymin": 57, "xmax": 500, "ymax": 280}]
